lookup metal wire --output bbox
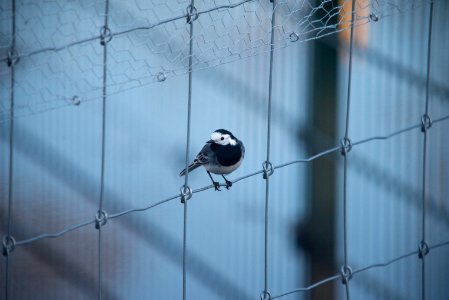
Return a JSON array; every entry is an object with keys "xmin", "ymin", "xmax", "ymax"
[
  {"xmin": 420, "ymin": 2, "xmax": 434, "ymax": 299},
  {"xmin": 9, "ymin": 114, "xmax": 449, "ymax": 248},
  {"xmin": 0, "ymin": 2, "xmax": 446, "ymax": 298},
  {"xmin": 2, "ymin": 112, "xmax": 448, "ymax": 297},
  {"xmin": 97, "ymin": 0, "xmax": 110, "ymax": 299},
  {"xmin": 0, "ymin": 0, "xmax": 255, "ymax": 64},
  {"xmin": 340, "ymin": 0, "xmax": 357, "ymax": 298},
  {"xmin": 183, "ymin": 1, "xmax": 196, "ymax": 298},
  {"xmin": 271, "ymin": 239, "xmax": 449, "ymax": 299},
  {"xmin": 261, "ymin": 0, "xmax": 276, "ymax": 298},
  {"xmin": 1, "ymin": 0, "xmax": 442, "ymax": 124},
  {"xmin": 4, "ymin": 0, "xmax": 16, "ymax": 299}
]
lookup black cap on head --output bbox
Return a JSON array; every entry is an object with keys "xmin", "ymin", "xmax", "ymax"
[
  {"xmin": 214, "ymin": 129, "xmax": 234, "ymax": 137},
  {"xmin": 214, "ymin": 129, "xmax": 233, "ymax": 136}
]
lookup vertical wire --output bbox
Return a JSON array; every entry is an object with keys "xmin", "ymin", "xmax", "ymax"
[
  {"xmin": 421, "ymin": 2, "xmax": 434, "ymax": 299},
  {"xmin": 183, "ymin": 1, "xmax": 195, "ymax": 299},
  {"xmin": 342, "ymin": 0, "xmax": 357, "ymax": 299},
  {"xmin": 98, "ymin": 0, "xmax": 110, "ymax": 299},
  {"xmin": 99, "ymin": 0, "xmax": 109, "ymax": 214},
  {"xmin": 344, "ymin": 0, "xmax": 355, "ymax": 140},
  {"xmin": 4, "ymin": 0, "xmax": 16, "ymax": 299},
  {"xmin": 264, "ymin": 0, "xmax": 276, "ymax": 297}
]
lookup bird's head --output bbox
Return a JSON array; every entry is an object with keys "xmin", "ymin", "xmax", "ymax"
[{"xmin": 207, "ymin": 129, "xmax": 237, "ymax": 146}]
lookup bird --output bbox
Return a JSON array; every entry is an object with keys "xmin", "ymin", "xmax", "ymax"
[{"xmin": 180, "ymin": 129, "xmax": 245, "ymax": 191}]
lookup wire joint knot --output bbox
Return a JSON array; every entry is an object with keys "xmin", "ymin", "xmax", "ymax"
[
  {"xmin": 260, "ymin": 290, "xmax": 272, "ymax": 300},
  {"xmin": 369, "ymin": 13, "xmax": 379, "ymax": 22},
  {"xmin": 418, "ymin": 241, "xmax": 430, "ymax": 259},
  {"xmin": 421, "ymin": 114, "xmax": 432, "ymax": 132},
  {"xmin": 340, "ymin": 265, "xmax": 353, "ymax": 285},
  {"xmin": 186, "ymin": 4, "xmax": 199, "ymax": 24},
  {"xmin": 100, "ymin": 26, "xmax": 112, "ymax": 46},
  {"xmin": 180, "ymin": 185, "xmax": 193, "ymax": 203},
  {"xmin": 340, "ymin": 137, "xmax": 352, "ymax": 156},
  {"xmin": 289, "ymin": 32, "xmax": 299, "ymax": 42},
  {"xmin": 95, "ymin": 210, "xmax": 108, "ymax": 229},
  {"xmin": 2, "ymin": 235, "xmax": 16, "ymax": 256},
  {"xmin": 7, "ymin": 49, "xmax": 19, "ymax": 67},
  {"xmin": 262, "ymin": 161, "xmax": 274, "ymax": 179}
]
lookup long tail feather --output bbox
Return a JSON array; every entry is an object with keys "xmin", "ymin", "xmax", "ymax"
[{"xmin": 179, "ymin": 162, "xmax": 201, "ymax": 176}]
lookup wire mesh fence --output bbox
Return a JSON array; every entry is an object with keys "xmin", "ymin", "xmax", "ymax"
[
  {"xmin": 0, "ymin": 0, "xmax": 440, "ymax": 121},
  {"xmin": 1, "ymin": 0, "xmax": 448, "ymax": 299}
]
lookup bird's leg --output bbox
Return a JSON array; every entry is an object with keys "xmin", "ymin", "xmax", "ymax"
[
  {"xmin": 221, "ymin": 175, "xmax": 233, "ymax": 189},
  {"xmin": 207, "ymin": 171, "xmax": 221, "ymax": 191}
]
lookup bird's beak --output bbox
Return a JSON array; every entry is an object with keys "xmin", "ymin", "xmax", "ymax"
[{"xmin": 206, "ymin": 139, "xmax": 214, "ymax": 144}]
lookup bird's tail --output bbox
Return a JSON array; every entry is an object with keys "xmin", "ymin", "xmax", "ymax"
[{"xmin": 179, "ymin": 162, "xmax": 201, "ymax": 176}]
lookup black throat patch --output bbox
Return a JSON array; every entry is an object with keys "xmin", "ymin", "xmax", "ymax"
[{"xmin": 211, "ymin": 143, "xmax": 242, "ymax": 166}]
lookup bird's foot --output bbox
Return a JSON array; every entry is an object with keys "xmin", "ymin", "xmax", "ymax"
[
  {"xmin": 224, "ymin": 179, "xmax": 232, "ymax": 190},
  {"xmin": 213, "ymin": 181, "xmax": 221, "ymax": 191}
]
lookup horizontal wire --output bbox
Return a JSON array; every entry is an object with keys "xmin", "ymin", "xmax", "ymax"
[
  {"xmin": 108, "ymin": 195, "xmax": 180, "ymax": 219},
  {"xmin": 0, "ymin": 0, "xmax": 255, "ymax": 62},
  {"xmin": 271, "ymin": 239, "xmax": 449, "ymax": 299},
  {"xmin": 272, "ymin": 275, "xmax": 341, "ymax": 298},
  {"xmin": 10, "ymin": 114, "xmax": 449, "ymax": 247},
  {"xmin": 15, "ymin": 219, "xmax": 96, "ymax": 246}
]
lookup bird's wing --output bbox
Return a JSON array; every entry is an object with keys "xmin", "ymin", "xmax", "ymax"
[
  {"xmin": 194, "ymin": 143, "xmax": 213, "ymax": 165},
  {"xmin": 179, "ymin": 143, "xmax": 214, "ymax": 176}
]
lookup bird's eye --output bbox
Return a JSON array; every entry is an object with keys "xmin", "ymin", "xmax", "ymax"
[{"xmin": 221, "ymin": 137, "xmax": 224, "ymax": 140}]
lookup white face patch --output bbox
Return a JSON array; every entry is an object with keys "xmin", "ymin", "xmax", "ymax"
[{"xmin": 211, "ymin": 132, "xmax": 237, "ymax": 146}]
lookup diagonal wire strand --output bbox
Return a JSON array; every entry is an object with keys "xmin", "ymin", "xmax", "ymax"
[
  {"xmin": 0, "ymin": 0, "xmax": 443, "ymax": 125},
  {"xmin": 8, "ymin": 114, "xmax": 449, "ymax": 248},
  {"xmin": 0, "ymin": 0, "xmax": 255, "ymax": 63},
  {"xmin": 271, "ymin": 240, "xmax": 449, "ymax": 299}
]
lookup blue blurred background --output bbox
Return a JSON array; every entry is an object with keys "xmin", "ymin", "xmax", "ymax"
[{"xmin": 1, "ymin": 0, "xmax": 448, "ymax": 299}]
